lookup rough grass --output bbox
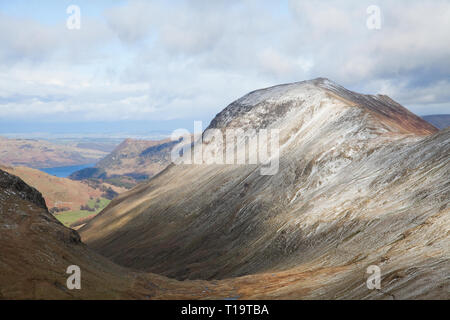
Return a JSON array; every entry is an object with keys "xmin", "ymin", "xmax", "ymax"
[{"xmin": 54, "ymin": 197, "xmax": 111, "ymax": 227}]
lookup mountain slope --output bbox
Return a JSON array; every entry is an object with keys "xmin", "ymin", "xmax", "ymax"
[
  {"xmin": 79, "ymin": 78, "xmax": 448, "ymax": 299},
  {"xmin": 0, "ymin": 169, "xmax": 241, "ymax": 299},
  {"xmin": 70, "ymin": 138, "xmax": 177, "ymax": 188},
  {"xmin": 0, "ymin": 137, "xmax": 107, "ymax": 168},
  {"xmin": 2, "ymin": 164, "xmax": 446, "ymax": 299},
  {"xmin": 0, "ymin": 169, "xmax": 130, "ymax": 299},
  {"xmin": 96, "ymin": 138, "xmax": 177, "ymax": 179},
  {"xmin": 422, "ymin": 114, "xmax": 450, "ymax": 129}
]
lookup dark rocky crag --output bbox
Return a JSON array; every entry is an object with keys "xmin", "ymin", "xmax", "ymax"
[{"xmin": 0, "ymin": 170, "xmax": 47, "ymax": 210}]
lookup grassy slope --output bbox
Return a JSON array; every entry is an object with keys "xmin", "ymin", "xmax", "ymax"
[
  {"xmin": 0, "ymin": 166, "xmax": 127, "ymax": 228},
  {"xmin": 55, "ymin": 198, "xmax": 111, "ymax": 227},
  {"xmin": 0, "ymin": 166, "xmax": 104, "ymax": 210}
]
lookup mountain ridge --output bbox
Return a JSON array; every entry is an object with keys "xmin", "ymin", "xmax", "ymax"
[
  {"xmin": 70, "ymin": 138, "xmax": 177, "ymax": 188},
  {"xmin": 207, "ymin": 78, "xmax": 437, "ymax": 135},
  {"xmin": 1, "ymin": 78, "xmax": 448, "ymax": 299},
  {"xmin": 79, "ymin": 79, "xmax": 448, "ymax": 300},
  {"xmin": 0, "ymin": 136, "xmax": 107, "ymax": 168}
]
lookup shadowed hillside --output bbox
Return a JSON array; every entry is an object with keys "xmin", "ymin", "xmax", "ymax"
[{"xmin": 0, "ymin": 169, "xmax": 239, "ymax": 299}]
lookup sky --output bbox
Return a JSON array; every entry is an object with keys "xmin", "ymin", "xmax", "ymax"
[{"xmin": 0, "ymin": 0, "xmax": 449, "ymax": 135}]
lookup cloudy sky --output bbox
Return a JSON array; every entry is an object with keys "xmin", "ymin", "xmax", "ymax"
[{"xmin": 0, "ymin": 0, "xmax": 449, "ymax": 134}]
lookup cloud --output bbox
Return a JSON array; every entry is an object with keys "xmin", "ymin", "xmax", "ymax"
[
  {"xmin": 0, "ymin": 0, "xmax": 449, "ymax": 127},
  {"xmin": 104, "ymin": 1, "xmax": 156, "ymax": 44},
  {"xmin": 0, "ymin": 11, "xmax": 113, "ymax": 65}
]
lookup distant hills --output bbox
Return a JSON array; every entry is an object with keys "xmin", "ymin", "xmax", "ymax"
[
  {"xmin": 0, "ymin": 137, "xmax": 107, "ymax": 168},
  {"xmin": 422, "ymin": 114, "xmax": 450, "ymax": 129},
  {"xmin": 70, "ymin": 138, "xmax": 178, "ymax": 188}
]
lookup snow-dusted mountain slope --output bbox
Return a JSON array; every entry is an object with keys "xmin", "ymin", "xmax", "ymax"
[{"xmin": 79, "ymin": 78, "xmax": 448, "ymax": 299}]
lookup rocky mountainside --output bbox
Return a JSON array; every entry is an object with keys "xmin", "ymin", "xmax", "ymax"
[
  {"xmin": 0, "ymin": 169, "xmax": 244, "ymax": 299},
  {"xmin": 422, "ymin": 114, "xmax": 450, "ymax": 129},
  {"xmin": 4, "ymin": 168, "xmax": 337, "ymax": 300},
  {"xmin": 70, "ymin": 138, "xmax": 177, "ymax": 188},
  {"xmin": 0, "ymin": 137, "xmax": 107, "ymax": 168},
  {"xmin": 80, "ymin": 78, "xmax": 448, "ymax": 299},
  {"xmin": 0, "ymin": 169, "xmax": 122, "ymax": 299}
]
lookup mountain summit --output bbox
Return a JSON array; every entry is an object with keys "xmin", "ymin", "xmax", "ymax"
[
  {"xmin": 207, "ymin": 78, "xmax": 436, "ymax": 135},
  {"xmin": 79, "ymin": 79, "xmax": 448, "ymax": 299}
]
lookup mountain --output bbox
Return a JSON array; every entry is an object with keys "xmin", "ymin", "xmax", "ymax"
[
  {"xmin": 2, "ymin": 168, "xmax": 319, "ymax": 300},
  {"xmin": 0, "ymin": 168, "xmax": 127, "ymax": 299},
  {"xmin": 75, "ymin": 141, "xmax": 119, "ymax": 153},
  {"xmin": 70, "ymin": 138, "xmax": 178, "ymax": 188},
  {"xmin": 0, "ymin": 169, "xmax": 244, "ymax": 299},
  {"xmin": 79, "ymin": 78, "xmax": 448, "ymax": 299},
  {"xmin": 0, "ymin": 137, "xmax": 107, "ymax": 168},
  {"xmin": 422, "ymin": 114, "xmax": 450, "ymax": 129}
]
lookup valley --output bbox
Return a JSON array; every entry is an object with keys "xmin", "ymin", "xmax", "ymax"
[
  {"xmin": 0, "ymin": 165, "xmax": 125, "ymax": 228},
  {"xmin": 1, "ymin": 0, "xmax": 449, "ymax": 304},
  {"xmin": 0, "ymin": 136, "xmax": 174, "ymax": 228},
  {"xmin": 0, "ymin": 79, "xmax": 448, "ymax": 300}
]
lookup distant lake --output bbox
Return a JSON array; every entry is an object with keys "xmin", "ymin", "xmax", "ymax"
[{"xmin": 39, "ymin": 163, "xmax": 95, "ymax": 178}]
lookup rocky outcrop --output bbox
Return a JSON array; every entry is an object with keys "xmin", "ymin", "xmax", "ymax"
[{"xmin": 0, "ymin": 169, "xmax": 47, "ymax": 209}]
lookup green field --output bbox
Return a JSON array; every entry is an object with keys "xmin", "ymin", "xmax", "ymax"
[{"xmin": 55, "ymin": 197, "xmax": 111, "ymax": 227}]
